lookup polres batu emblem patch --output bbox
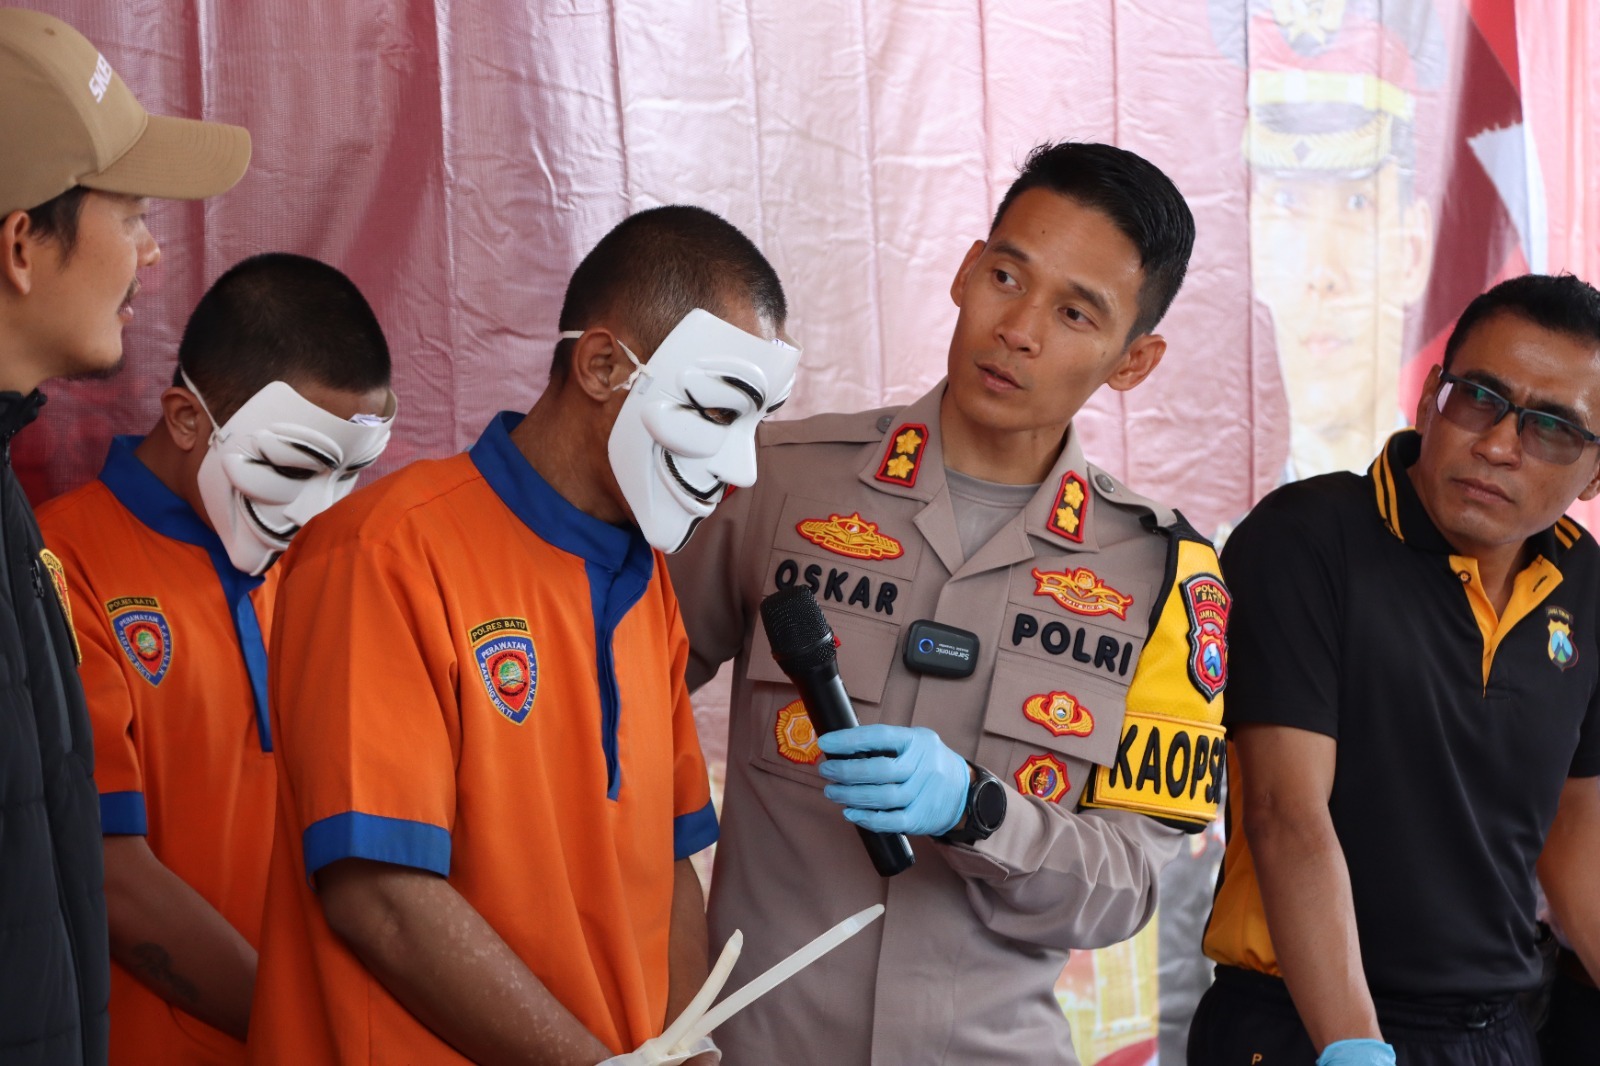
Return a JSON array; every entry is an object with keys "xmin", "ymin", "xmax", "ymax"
[
  {"xmin": 106, "ymin": 596, "xmax": 172, "ymax": 686},
  {"xmin": 1548, "ymin": 606, "xmax": 1578, "ymax": 671},
  {"xmin": 1182, "ymin": 574, "xmax": 1229, "ymax": 700},
  {"xmin": 469, "ymin": 617, "xmax": 537, "ymax": 724}
]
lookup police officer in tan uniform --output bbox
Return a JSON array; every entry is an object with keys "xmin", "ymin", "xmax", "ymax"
[{"xmin": 670, "ymin": 142, "xmax": 1227, "ymax": 1064}]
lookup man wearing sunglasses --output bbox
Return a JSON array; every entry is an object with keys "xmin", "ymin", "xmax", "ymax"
[{"xmin": 1189, "ymin": 273, "xmax": 1600, "ymax": 1066}]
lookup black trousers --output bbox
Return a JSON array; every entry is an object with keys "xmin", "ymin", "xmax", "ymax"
[
  {"xmin": 1187, "ymin": 966, "xmax": 1540, "ymax": 1066},
  {"xmin": 1539, "ymin": 956, "xmax": 1600, "ymax": 1066}
]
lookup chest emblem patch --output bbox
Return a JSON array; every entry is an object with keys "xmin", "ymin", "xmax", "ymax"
[
  {"xmin": 1032, "ymin": 566, "xmax": 1132, "ymax": 619},
  {"xmin": 775, "ymin": 698, "xmax": 823, "ymax": 764},
  {"xmin": 1022, "ymin": 690, "xmax": 1095, "ymax": 738},
  {"xmin": 1182, "ymin": 574, "xmax": 1230, "ymax": 700},
  {"xmin": 796, "ymin": 512, "xmax": 904, "ymax": 561},
  {"xmin": 875, "ymin": 423, "xmax": 929, "ymax": 487},
  {"xmin": 1045, "ymin": 472, "xmax": 1088, "ymax": 544},
  {"xmin": 1015, "ymin": 753, "xmax": 1071, "ymax": 803},
  {"xmin": 106, "ymin": 596, "xmax": 172, "ymax": 686},
  {"xmin": 469, "ymin": 617, "xmax": 538, "ymax": 724},
  {"xmin": 39, "ymin": 549, "xmax": 80, "ymax": 665},
  {"xmin": 1547, "ymin": 607, "xmax": 1578, "ymax": 671}
]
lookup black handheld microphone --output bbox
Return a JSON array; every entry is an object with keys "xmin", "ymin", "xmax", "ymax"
[{"xmin": 759, "ymin": 586, "xmax": 916, "ymax": 877}]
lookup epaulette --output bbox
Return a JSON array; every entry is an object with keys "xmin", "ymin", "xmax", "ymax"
[
  {"xmin": 1084, "ymin": 462, "xmax": 1181, "ymax": 532},
  {"xmin": 761, "ymin": 405, "xmax": 900, "ymax": 448}
]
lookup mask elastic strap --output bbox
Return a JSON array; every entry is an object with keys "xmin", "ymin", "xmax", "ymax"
[
  {"xmin": 559, "ymin": 329, "xmax": 647, "ymax": 393},
  {"xmin": 179, "ymin": 368, "xmax": 227, "ymax": 446}
]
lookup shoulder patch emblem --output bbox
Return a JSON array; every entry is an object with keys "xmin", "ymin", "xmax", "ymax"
[
  {"xmin": 1547, "ymin": 607, "xmax": 1578, "ymax": 671},
  {"xmin": 1015, "ymin": 753, "xmax": 1071, "ymax": 803},
  {"xmin": 1031, "ymin": 566, "xmax": 1132, "ymax": 619},
  {"xmin": 774, "ymin": 699, "xmax": 822, "ymax": 764},
  {"xmin": 875, "ymin": 423, "xmax": 928, "ymax": 487},
  {"xmin": 106, "ymin": 596, "xmax": 172, "ymax": 686},
  {"xmin": 39, "ymin": 549, "xmax": 80, "ymax": 665},
  {"xmin": 1182, "ymin": 574, "xmax": 1229, "ymax": 700},
  {"xmin": 469, "ymin": 617, "xmax": 537, "ymax": 724},
  {"xmin": 1045, "ymin": 472, "xmax": 1088, "ymax": 543},
  {"xmin": 1022, "ymin": 690, "xmax": 1095, "ymax": 738},
  {"xmin": 796, "ymin": 512, "xmax": 904, "ymax": 561}
]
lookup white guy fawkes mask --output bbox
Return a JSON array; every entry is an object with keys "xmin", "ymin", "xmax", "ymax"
[
  {"xmin": 185, "ymin": 372, "xmax": 397, "ymax": 575},
  {"xmin": 563, "ymin": 308, "xmax": 799, "ymax": 554}
]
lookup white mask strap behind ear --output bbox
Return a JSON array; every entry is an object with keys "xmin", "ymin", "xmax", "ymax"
[
  {"xmin": 179, "ymin": 369, "xmax": 227, "ymax": 445},
  {"xmin": 558, "ymin": 330, "xmax": 646, "ymax": 393}
]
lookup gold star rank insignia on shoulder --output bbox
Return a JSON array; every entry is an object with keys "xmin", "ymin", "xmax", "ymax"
[
  {"xmin": 875, "ymin": 422, "xmax": 928, "ymax": 487},
  {"xmin": 1046, "ymin": 472, "xmax": 1088, "ymax": 543}
]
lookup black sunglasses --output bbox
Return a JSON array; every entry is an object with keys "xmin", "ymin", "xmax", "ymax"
[{"xmin": 1435, "ymin": 370, "xmax": 1600, "ymax": 466}]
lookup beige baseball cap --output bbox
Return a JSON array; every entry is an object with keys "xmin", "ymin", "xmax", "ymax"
[{"xmin": 0, "ymin": 8, "xmax": 250, "ymax": 218}]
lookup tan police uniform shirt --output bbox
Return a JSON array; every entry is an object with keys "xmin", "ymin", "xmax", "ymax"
[{"xmin": 670, "ymin": 382, "xmax": 1228, "ymax": 1065}]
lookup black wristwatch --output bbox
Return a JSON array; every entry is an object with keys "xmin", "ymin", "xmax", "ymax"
[{"xmin": 938, "ymin": 762, "xmax": 1007, "ymax": 846}]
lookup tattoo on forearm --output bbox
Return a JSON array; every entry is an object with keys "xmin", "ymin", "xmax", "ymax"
[{"xmin": 130, "ymin": 943, "xmax": 199, "ymax": 1004}]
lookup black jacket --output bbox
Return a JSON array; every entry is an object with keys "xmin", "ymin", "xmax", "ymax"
[{"xmin": 0, "ymin": 390, "xmax": 108, "ymax": 1065}]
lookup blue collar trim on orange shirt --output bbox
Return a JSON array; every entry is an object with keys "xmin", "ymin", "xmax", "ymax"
[
  {"xmin": 469, "ymin": 413, "xmax": 654, "ymax": 800},
  {"xmin": 98, "ymin": 435, "xmax": 273, "ymax": 753}
]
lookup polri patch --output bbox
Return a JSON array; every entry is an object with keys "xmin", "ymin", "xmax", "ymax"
[
  {"xmin": 1548, "ymin": 606, "xmax": 1578, "ymax": 671},
  {"xmin": 106, "ymin": 596, "xmax": 172, "ymax": 686},
  {"xmin": 875, "ymin": 423, "xmax": 928, "ymax": 487},
  {"xmin": 39, "ymin": 549, "xmax": 80, "ymax": 665},
  {"xmin": 795, "ymin": 512, "xmax": 904, "ymax": 561},
  {"xmin": 1022, "ymin": 690, "xmax": 1095, "ymax": 738},
  {"xmin": 469, "ymin": 617, "xmax": 537, "ymax": 724},
  {"xmin": 1182, "ymin": 574, "xmax": 1229, "ymax": 700},
  {"xmin": 774, "ymin": 698, "xmax": 822, "ymax": 764},
  {"xmin": 1015, "ymin": 753, "xmax": 1070, "ymax": 803},
  {"xmin": 1032, "ymin": 566, "xmax": 1132, "ymax": 619},
  {"xmin": 1045, "ymin": 472, "xmax": 1088, "ymax": 544}
]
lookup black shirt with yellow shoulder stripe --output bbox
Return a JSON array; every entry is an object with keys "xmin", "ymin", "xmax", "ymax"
[{"xmin": 1204, "ymin": 430, "xmax": 1600, "ymax": 1002}]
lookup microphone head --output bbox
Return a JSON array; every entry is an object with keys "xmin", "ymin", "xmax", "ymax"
[{"xmin": 760, "ymin": 586, "xmax": 837, "ymax": 672}]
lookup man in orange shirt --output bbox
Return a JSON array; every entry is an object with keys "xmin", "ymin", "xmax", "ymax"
[
  {"xmin": 40, "ymin": 252, "xmax": 395, "ymax": 1064},
  {"xmin": 248, "ymin": 205, "xmax": 799, "ymax": 1066}
]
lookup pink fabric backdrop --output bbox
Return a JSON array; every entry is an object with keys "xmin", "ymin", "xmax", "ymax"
[{"xmin": 21, "ymin": 2, "xmax": 1600, "ymax": 1063}]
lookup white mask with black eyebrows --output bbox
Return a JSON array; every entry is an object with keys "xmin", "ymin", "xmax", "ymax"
[
  {"xmin": 568, "ymin": 308, "xmax": 799, "ymax": 553},
  {"xmin": 186, "ymin": 372, "xmax": 397, "ymax": 575}
]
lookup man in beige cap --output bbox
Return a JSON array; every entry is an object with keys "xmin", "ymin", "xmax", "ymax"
[{"xmin": 0, "ymin": 9, "xmax": 248, "ymax": 1065}]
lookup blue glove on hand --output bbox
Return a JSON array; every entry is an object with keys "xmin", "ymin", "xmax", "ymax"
[
  {"xmin": 1316, "ymin": 1038, "xmax": 1396, "ymax": 1066},
  {"xmin": 816, "ymin": 724, "xmax": 969, "ymax": 836}
]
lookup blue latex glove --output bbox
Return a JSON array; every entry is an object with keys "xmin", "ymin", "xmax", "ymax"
[
  {"xmin": 816, "ymin": 724, "xmax": 969, "ymax": 836},
  {"xmin": 1316, "ymin": 1038, "xmax": 1396, "ymax": 1066}
]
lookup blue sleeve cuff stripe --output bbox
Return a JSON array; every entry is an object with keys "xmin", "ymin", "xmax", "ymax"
[
  {"xmin": 673, "ymin": 801, "xmax": 719, "ymax": 859},
  {"xmin": 302, "ymin": 811, "xmax": 451, "ymax": 882},
  {"xmin": 99, "ymin": 791, "xmax": 147, "ymax": 835}
]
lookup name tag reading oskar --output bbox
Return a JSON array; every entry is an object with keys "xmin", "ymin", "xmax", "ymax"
[{"xmin": 1084, "ymin": 709, "xmax": 1225, "ymax": 830}]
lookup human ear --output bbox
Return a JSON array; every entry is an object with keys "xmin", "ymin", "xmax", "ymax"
[
  {"xmin": 949, "ymin": 240, "xmax": 986, "ymax": 307},
  {"xmin": 1415, "ymin": 364, "xmax": 1443, "ymax": 429},
  {"xmin": 1105, "ymin": 334, "xmax": 1167, "ymax": 393},
  {"xmin": 0, "ymin": 211, "xmax": 38, "ymax": 297},
  {"xmin": 1399, "ymin": 197, "xmax": 1434, "ymax": 306},
  {"xmin": 568, "ymin": 329, "xmax": 630, "ymax": 403},
  {"xmin": 159, "ymin": 386, "xmax": 209, "ymax": 452}
]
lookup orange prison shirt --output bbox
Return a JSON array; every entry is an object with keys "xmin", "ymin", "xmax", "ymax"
[
  {"xmin": 247, "ymin": 413, "xmax": 717, "ymax": 1065},
  {"xmin": 38, "ymin": 437, "xmax": 279, "ymax": 1066}
]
